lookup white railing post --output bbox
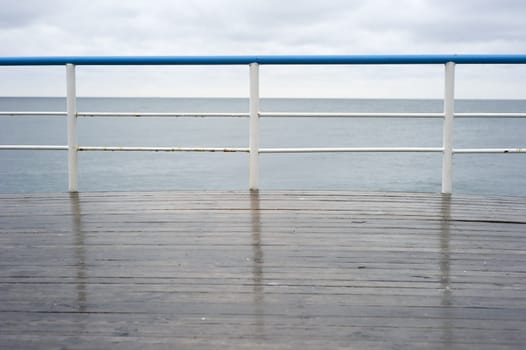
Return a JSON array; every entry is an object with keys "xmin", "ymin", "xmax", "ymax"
[
  {"xmin": 442, "ymin": 61, "xmax": 455, "ymax": 194},
  {"xmin": 249, "ymin": 63, "xmax": 260, "ymax": 190},
  {"xmin": 66, "ymin": 64, "xmax": 78, "ymax": 192}
]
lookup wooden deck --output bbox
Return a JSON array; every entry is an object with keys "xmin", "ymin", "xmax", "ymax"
[{"xmin": 0, "ymin": 190, "xmax": 525, "ymax": 349}]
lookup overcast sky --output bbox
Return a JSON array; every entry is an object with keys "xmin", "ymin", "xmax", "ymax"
[{"xmin": 0, "ymin": 0, "xmax": 525, "ymax": 98}]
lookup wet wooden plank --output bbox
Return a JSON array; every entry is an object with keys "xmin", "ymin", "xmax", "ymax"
[{"xmin": 0, "ymin": 191, "xmax": 525, "ymax": 349}]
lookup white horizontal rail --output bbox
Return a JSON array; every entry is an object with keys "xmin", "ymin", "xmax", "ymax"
[
  {"xmin": 3, "ymin": 145, "xmax": 524, "ymax": 154},
  {"xmin": 78, "ymin": 112, "xmax": 249, "ymax": 118},
  {"xmin": 263, "ymin": 112, "xmax": 526, "ymax": 119},
  {"xmin": 454, "ymin": 148, "xmax": 526, "ymax": 154},
  {"xmin": 455, "ymin": 113, "xmax": 526, "ymax": 118},
  {"xmin": 2, "ymin": 111, "xmax": 526, "ymax": 118},
  {"xmin": 78, "ymin": 146, "xmax": 249, "ymax": 152},
  {"xmin": 261, "ymin": 112, "xmax": 445, "ymax": 118},
  {"xmin": 0, "ymin": 112, "xmax": 67, "ymax": 116},
  {"xmin": 0, "ymin": 111, "xmax": 248, "ymax": 118},
  {"xmin": 0, "ymin": 145, "xmax": 68, "ymax": 150},
  {"xmin": 259, "ymin": 147, "xmax": 443, "ymax": 153}
]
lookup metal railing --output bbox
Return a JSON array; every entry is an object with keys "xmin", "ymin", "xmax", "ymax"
[{"xmin": 1, "ymin": 55, "xmax": 526, "ymax": 193}]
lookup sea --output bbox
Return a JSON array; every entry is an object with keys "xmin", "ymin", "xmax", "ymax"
[{"xmin": 1, "ymin": 97, "xmax": 525, "ymax": 196}]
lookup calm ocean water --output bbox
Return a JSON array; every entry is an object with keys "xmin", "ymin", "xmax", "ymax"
[{"xmin": 1, "ymin": 97, "xmax": 525, "ymax": 195}]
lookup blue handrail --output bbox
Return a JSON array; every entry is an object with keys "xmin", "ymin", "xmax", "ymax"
[{"xmin": 1, "ymin": 54, "xmax": 526, "ymax": 66}]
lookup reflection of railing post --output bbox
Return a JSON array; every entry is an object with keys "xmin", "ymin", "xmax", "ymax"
[
  {"xmin": 66, "ymin": 64, "xmax": 78, "ymax": 192},
  {"xmin": 249, "ymin": 63, "xmax": 260, "ymax": 190},
  {"xmin": 442, "ymin": 61, "xmax": 455, "ymax": 194}
]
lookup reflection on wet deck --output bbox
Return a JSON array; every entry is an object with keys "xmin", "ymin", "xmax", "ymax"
[{"xmin": 1, "ymin": 191, "xmax": 525, "ymax": 349}]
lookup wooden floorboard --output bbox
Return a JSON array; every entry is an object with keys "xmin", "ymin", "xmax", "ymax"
[{"xmin": 0, "ymin": 190, "xmax": 525, "ymax": 349}]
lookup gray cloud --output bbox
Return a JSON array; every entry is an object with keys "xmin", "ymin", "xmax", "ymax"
[{"xmin": 0, "ymin": 0, "xmax": 58, "ymax": 28}]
